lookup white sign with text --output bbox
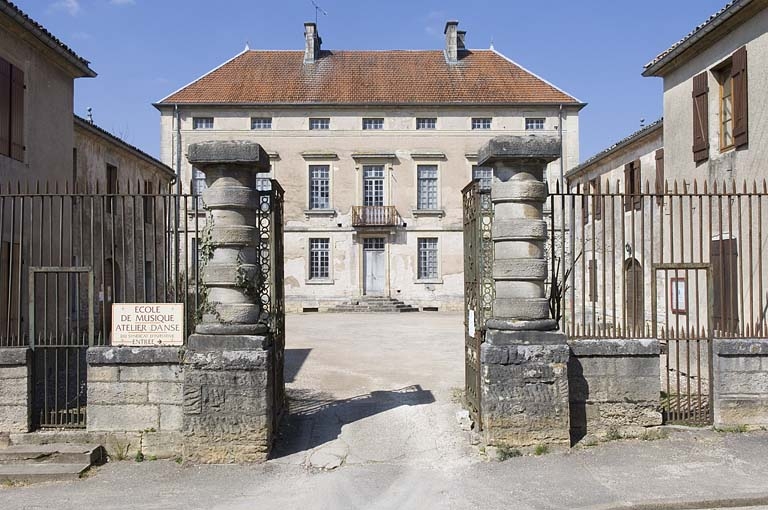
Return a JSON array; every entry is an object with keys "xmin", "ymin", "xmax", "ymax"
[{"xmin": 111, "ymin": 303, "xmax": 184, "ymax": 346}]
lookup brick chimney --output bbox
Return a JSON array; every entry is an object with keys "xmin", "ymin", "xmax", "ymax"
[
  {"xmin": 444, "ymin": 21, "xmax": 459, "ymax": 63},
  {"xmin": 304, "ymin": 22, "xmax": 322, "ymax": 63}
]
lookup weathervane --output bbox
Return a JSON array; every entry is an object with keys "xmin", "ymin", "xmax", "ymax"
[{"xmin": 311, "ymin": 0, "xmax": 327, "ymax": 24}]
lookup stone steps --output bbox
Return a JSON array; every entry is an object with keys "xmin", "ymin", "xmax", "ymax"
[
  {"xmin": 327, "ymin": 297, "xmax": 420, "ymax": 313},
  {"xmin": 0, "ymin": 443, "xmax": 104, "ymax": 483}
]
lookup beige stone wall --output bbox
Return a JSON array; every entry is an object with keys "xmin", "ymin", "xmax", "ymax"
[
  {"xmin": 0, "ymin": 17, "xmax": 75, "ymax": 185},
  {"xmin": 159, "ymin": 105, "xmax": 580, "ymax": 311}
]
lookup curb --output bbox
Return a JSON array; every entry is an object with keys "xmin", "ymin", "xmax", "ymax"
[{"xmin": 587, "ymin": 494, "xmax": 768, "ymax": 510}]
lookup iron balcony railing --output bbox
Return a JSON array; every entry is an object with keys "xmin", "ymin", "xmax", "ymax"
[{"xmin": 351, "ymin": 205, "xmax": 402, "ymax": 227}]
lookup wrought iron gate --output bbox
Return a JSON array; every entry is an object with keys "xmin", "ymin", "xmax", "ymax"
[
  {"xmin": 29, "ymin": 267, "xmax": 93, "ymax": 428},
  {"xmin": 462, "ymin": 180, "xmax": 494, "ymax": 429},
  {"xmin": 653, "ymin": 263, "xmax": 713, "ymax": 425}
]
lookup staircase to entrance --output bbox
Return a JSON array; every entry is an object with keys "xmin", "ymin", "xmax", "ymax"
[{"xmin": 328, "ymin": 296, "xmax": 419, "ymax": 313}]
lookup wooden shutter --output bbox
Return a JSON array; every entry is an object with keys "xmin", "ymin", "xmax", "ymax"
[
  {"xmin": 588, "ymin": 259, "xmax": 597, "ymax": 303},
  {"xmin": 654, "ymin": 149, "xmax": 665, "ymax": 204},
  {"xmin": 9, "ymin": 65, "xmax": 24, "ymax": 161},
  {"xmin": 593, "ymin": 178, "xmax": 602, "ymax": 221},
  {"xmin": 633, "ymin": 159, "xmax": 642, "ymax": 210},
  {"xmin": 581, "ymin": 184, "xmax": 589, "ymax": 224},
  {"xmin": 711, "ymin": 238, "xmax": 739, "ymax": 334},
  {"xmin": 731, "ymin": 46, "xmax": 748, "ymax": 148},
  {"xmin": 0, "ymin": 57, "xmax": 10, "ymax": 157},
  {"xmin": 692, "ymin": 72, "xmax": 709, "ymax": 162},
  {"xmin": 624, "ymin": 163, "xmax": 632, "ymax": 211}
]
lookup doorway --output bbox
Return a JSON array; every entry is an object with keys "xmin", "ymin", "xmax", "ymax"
[{"xmin": 363, "ymin": 237, "xmax": 386, "ymax": 295}]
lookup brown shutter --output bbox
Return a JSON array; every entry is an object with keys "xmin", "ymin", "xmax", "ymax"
[
  {"xmin": 731, "ymin": 46, "xmax": 748, "ymax": 148},
  {"xmin": 633, "ymin": 159, "xmax": 642, "ymax": 210},
  {"xmin": 594, "ymin": 178, "xmax": 602, "ymax": 220},
  {"xmin": 0, "ymin": 57, "xmax": 10, "ymax": 157},
  {"xmin": 624, "ymin": 163, "xmax": 631, "ymax": 211},
  {"xmin": 654, "ymin": 149, "xmax": 665, "ymax": 204},
  {"xmin": 692, "ymin": 71, "xmax": 709, "ymax": 163},
  {"xmin": 582, "ymin": 184, "xmax": 589, "ymax": 224},
  {"xmin": 9, "ymin": 65, "xmax": 24, "ymax": 162},
  {"xmin": 588, "ymin": 259, "xmax": 597, "ymax": 303}
]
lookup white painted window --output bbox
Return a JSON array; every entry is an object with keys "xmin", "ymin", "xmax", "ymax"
[
  {"xmin": 192, "ymin": 168, "xmax": 207, "ymax": 208},
  {"xmin": 309, "ymin": 118, "xmax": 330, "ymax": 130},
  {"xmin": 472, "ymin": 165, "xmax": 492, "ymax": 191},
  {"xmin": 362, "ymin": 118, "xmax": 384, "ymax": 130},
  {"xmin": 309, "ymin": 238, "xmax": 330, "ymax": 279},
  {"xmin": 193, "ymin": 117, "xmax": 214, "ymax": 130},
  {"xmin": 309, "ymin": 165, "xmax": 330, "ymax": 209},
  {"xmin": 363, "ymin": 165, "xmax": 385, "ymax": 206},
  {"xmin": 418, "ymin": 238, "xmax": 439, "ymax": 279},
  {"xmin": 417, "ymin": 165, "xmax": 438, "ymax": 209},
  {"xmin": 471, "ymin": 117, "xmax": 492, "ymax": 130},
  {"xmin": 526, "ymin": 118, "xmax": 545, "ymax": 130},
  {"xmin": 416, "ymin": 118, "xmax": 436, "ymax": 130},
  {"xmin": 251, "ymin": 117, "xmax": 272, "ymax": 129}
]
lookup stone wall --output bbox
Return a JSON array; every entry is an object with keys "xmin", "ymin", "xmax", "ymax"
[
  {"xmin": 714, "ymin": 339, "xmax": 768, "ymax": 427},
  {"xmin": 569, "ymin": 339, "xmax": 662, "ymax": 442},
  {"xmin": 0, "ymin": 349, "xmax": 30, "ymax": 433},
  {"xmin": 87, "ymin": 346, "xmax": 183, "ymax": 458}
]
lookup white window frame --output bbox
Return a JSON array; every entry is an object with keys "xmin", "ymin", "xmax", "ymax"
[
  {"xmin": 417, "ymin": 237, "xmax": 440, "ymax": 281},
  {"xmin": 251, "ymin": 117, "xmax": 272, "ymax": 130},
  {"xmin": 362, "ymin": 165, "xmax": 386, "ymax": 207},
  {"xmin": 309, "ymin": 118, "xmax": 330, "ymax": 130},
  {"xmin": 525, "ymin": 117, "xmax": 546, "ymax": 130},
  {"xmin": 416, "ymin": 164, "xmax": 439, "ymax": 210},
  {"xmin": 416, "ymin": 118, "xmax": 437, "ymax": 130},
  {"xmin": 308, "ymin": 237, "xmax": 331, "ymax": 282},
  {"xmin": 362, "ymin": 118, "xmax": 384, "ymax": 130},
  {"xmin": 192, "ymin": 167, "xmax": 207, "ymax": 209},
  {"xmin": 471, "ymin": 117, "xmax": 492, "ymax": 130},
  {"xmin": 308, "ymin": 164, "xmax": 330, "ymax": 210},
  {"xmin": 472, "ymin": 165, "xmax": 492, "ymax": 191},
  {"xmin": 192, "ymin": 117, "xmax": 214, "ymax": 130}
]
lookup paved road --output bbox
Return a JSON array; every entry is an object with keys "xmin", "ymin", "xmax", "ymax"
[{"xmin": 3, "ymin": 313, "xmax": 768, "ymax": 510}]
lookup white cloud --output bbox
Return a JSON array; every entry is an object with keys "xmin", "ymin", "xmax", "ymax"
[
  {"xmin": 110, "ymin": 0, "xmax": 136, "ymax": 5},
  {"xmin": 49, "ymin": 0, "xmax": 81, "ymax": 16}
]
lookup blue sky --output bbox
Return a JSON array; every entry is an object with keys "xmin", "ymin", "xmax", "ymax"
[{"xmin": 23, "ymin": 0, "xmax": 727, "ymax": 163}]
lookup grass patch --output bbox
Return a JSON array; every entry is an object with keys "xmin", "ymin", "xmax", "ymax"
[
  {"xmin": 715, "ymin": 424, "xmax": 749, "ymax": 434},
  {"xmin": 497, "ymin": 445, "xmax": 522, "ymax": 461},
  {"xmin": 639, "ymin": 429, "xmax": 669, "ymax": 441},
  {"xmin": 534, "ymin": 444, "xmax": 549, "ymax": 456}
]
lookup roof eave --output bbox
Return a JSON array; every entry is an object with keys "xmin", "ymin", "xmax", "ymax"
[{"xmin": 154, "ymin": 100, "xmax": 587, "ymax": 110}]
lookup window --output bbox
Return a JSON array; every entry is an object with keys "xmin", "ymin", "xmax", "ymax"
[
  {"xmin": 309, "ymin": 238, "xmax": 330, "ymax": 280},
  {"xmin": 363, "ymin": 165, "xmax": 384, "ymax": 206},
  {"xmin": 623, "ymin": 160, "xmax": 641, "ymax": 212},
  {"xmin": 143, "ymin": 180, "xmax": 154, "ymax": 223},
  {"xmin": 525, "ymin": 118, "xmax": 545, "ymax": 130},
  {"xmin": 309, "ymin": 118, "xmax": 330, "ymax": 130},
  {"xmin": 0, "ymin": 56, "xmax": 24, "ymax": 161},
  {"xmin": 309, "ymin": 165, "xmax": 330, "ymax": 209},
  {"xmin": 711, "ymin": 238, "xmax": 739, "ymax": 334},
  {"xmin": 471, "ymin": 118, "xmax": 492, "ymax": 130},
  {"xmin": 418, "ymin": 238, "xmax": 438, "ymax": 280},
  {"xmin": 192, "ymin": 168, "xmax": 207, "ymax": 208},
  {"xmin": 106, "ymin": 164, "xmax": 117, "ymax": 213},
  {"xmin": 692, "ymin": 71, "xmax": 709, "ymax": 163},
  {"xmin": 193, "ymin": 117, "xmax": 213, "ymax": 130},
  {"xmin": 416, "ymin": 118, "xmax": 436, "ymax": 130},
  {"xmin": 472, "ymin": 165, "xmax": 492, "ymax": 191},
  {"xmin": 719, "ymin": 66, "xmax": 734, "ymax": 150},
  {"xmin": 417, "ymin": 165, "xmax": 438, "ymax": 210},
  {"xmin": 362, "ymin": 118, "xmax": 383, "ymax": 130},
  {"xmin": 251, "ymin": 117, "xmax": 272, "ymax": 130},
  {"xmin": 591, "ymin": 178, "xmax": 601, "ymax": 221},
  {"xmin": 655, "ymin": 148, "xmax": 665, "ymax": 205}
]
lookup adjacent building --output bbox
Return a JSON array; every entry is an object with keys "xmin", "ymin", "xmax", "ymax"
[{"xmin": 156, "ymin": 21, "xmax": 583, "ymax": 312}]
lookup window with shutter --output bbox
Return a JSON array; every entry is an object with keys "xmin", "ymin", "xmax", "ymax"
[
  {"xmin": 633, "ymin": 159, "xmax": 642, "ymax": 210},
  {"xmin": 624, "ymin": 161, "xmax": 641, "ymax": 211},
  {"xmin": 692, "ymin": 72, "xmax": 709, "ymax": 163},
  {"xmin": 591, "ymin": 178, "xmax": 601, "ymax": 221},
  {"xmin": 655, "ymin": 149, "xmax": 665, "ymax": 205},
  {"xmin": 731, "ymin": 46, "xmax": 748, "ymax": 148},
  {"xmin": 9, "ymin": 65, "xmax": 23, "ymax": 162},
  {"xmin": 624, "ymin": 164, "xmax": 632, "ymax": 211},
  {"xmin": 0, "ymin": 57, "xmax": 10, "ymax": 157}
]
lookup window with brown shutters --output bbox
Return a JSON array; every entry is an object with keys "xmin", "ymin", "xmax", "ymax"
[
  {"xmin": 655, "ymin": 148, "xmax": 664, "ymax": 205},
  {"xmin": 588, "ymin": 258, "xmax": 597, "ymax": 303},
  {"xmin": 624, "ymin": 160, "xmax": 641, "ymax": 211},
  {"xmin": 591, "ymin": 178, "xmax": 601, "ymax": 221},
  {"xmin": 581, "ymin": 183, "xmax": 589, "ymax": 224},
  {"xmin": 731, "ymin": 46, "xmax": 748, "ymax": 148},
  {"xmin": 0, "ymin": 56, "xmax": 24, "ymax": 162},
  {"xmin": 692, "ymin": 71, "xmax": 709, "ymax": 163}
]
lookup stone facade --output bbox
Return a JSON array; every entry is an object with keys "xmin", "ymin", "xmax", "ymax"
[
  {"xmin": 86, "ymin": 346, "xmax": 184, "ymax": 459},
  {"xmin": 0, "ymin": 348, "xmax": 30, "ymax": 433},
  {"xmin": 569, "ymin": 339, "xmax": 662, "ymax": 441},
  {"xmin": 713, "ymin": 339, "xmax": 768, "ymax": 427}
]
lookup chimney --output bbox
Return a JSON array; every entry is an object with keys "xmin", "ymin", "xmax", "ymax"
[
  {"xmin": 444, "ymin": 21, "xmax": 458, "ymax": 63},
  {"xmin": 457, "ymin": 30, "xmax": 466, "ymax": 50},
  {"xmin": 304, "ymin": 22, "xmax": 322, "ymax": 63}
]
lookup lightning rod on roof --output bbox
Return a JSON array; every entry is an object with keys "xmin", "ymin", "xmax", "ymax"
[
  {"xmin": 86, "ymin": 107, "xmax": 93, "ymax": 124},
  {"xmin": 311, "ymin": 0, "xmax": 327, "ymax": 24}
]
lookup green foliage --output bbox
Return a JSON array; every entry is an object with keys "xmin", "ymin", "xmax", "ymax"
[
  {"xmin": 715, "ymin": 424, "xmax": 749, "ymax": 434},
  {"xmin": 639, "ymin": 429, "xmax": 669, "ymax": 441},
  {"xmin": 497, "ymin": 445, "xmax": 522, "ymax": 460},
  {"xmin": 534, "ymin": 444, "xmax": 549, "ymax": 456},
  {"xmin": 134, "ymin": 450, "xmax": 145, "ymax": 463}
]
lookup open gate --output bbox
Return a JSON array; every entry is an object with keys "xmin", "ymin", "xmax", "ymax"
[{"xmin": 462, "ymin": 180, "xmax": 494, "ymax": 429}]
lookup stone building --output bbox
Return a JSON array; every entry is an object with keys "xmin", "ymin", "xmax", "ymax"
[{"xmin": 155, "ymin": 21, "xmax": 583, "ymax": 312}]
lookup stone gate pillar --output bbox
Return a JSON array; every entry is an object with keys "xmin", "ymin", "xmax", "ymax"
[
  {"xmin": 478, "ymin": 136, "xmax": 570, "ymax": 448},
  {"xmin": 183, "ymin": 141, "xmax": 276, "ymax": 463}
]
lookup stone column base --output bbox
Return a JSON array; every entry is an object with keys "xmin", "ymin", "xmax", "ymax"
[
  {"xmin": 0, "ymin": 348, "xmax": 31, "ymax": 433},
  {"xmin": 480, "ymin": 328, "xmax": 570, "ymax": 447},
  {"xmin": 182, "ymin": 334, "xmax": 274, "ymax": 463}
]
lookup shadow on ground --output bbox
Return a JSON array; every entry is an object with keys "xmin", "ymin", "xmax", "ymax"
[
  {"xmin": 271, "ymin": 385, "xmax": 435, "ymax": 459},
  {"xmin": 283, "ymin": 348, "xmax": 312, "ymax": 383}
]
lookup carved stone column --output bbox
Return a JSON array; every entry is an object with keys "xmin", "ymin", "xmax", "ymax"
[
  {"xmin": 478, "ymin": 136, "xmax": 571, "ymax": 448},
  {"xmin": 182, "ymin": 141, "xmax": 276, "ymax": 463}
]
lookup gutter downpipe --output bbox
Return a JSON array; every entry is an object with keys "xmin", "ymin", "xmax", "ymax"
[{"xmin": 174, "ymin": 104, "xmax": 181, "ymax": 298}]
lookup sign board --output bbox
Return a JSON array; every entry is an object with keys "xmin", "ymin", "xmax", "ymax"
[{"xmin": 111, "ymin": 303, "xmax": 184, "ymax": 346}]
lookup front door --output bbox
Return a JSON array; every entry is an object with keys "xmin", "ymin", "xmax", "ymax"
[{"xmin": 363, "ymin": 237, "xmax": 386, "ymax": 295}]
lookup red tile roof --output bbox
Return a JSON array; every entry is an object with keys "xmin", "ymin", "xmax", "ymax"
[{"xmin": 158, "ymin": 49, "xmax": 580, "ymax": 106}]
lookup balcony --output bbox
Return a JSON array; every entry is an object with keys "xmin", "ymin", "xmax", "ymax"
[{"xmin": 352, "ymin": 206, "xmax": 402, "ymax": 227}]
